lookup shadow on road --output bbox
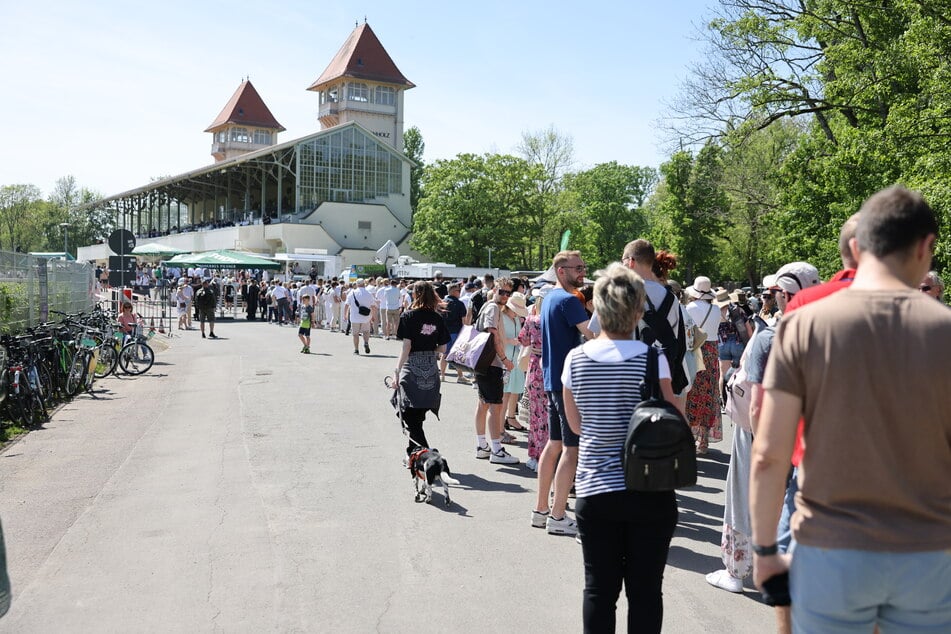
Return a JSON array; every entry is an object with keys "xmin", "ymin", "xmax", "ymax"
[{"xmin": 452, "ymin": 472, "xmax": 527, "ymax": 493}]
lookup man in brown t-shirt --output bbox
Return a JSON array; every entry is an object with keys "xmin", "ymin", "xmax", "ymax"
[{"xmin": 750, "ymin": 186, "xmax": 951, "ymax": 632}]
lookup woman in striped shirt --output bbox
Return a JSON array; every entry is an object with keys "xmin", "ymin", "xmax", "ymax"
[{"xmin": 563, "ymin": 262, "xmax": 682, "ymax": 634}]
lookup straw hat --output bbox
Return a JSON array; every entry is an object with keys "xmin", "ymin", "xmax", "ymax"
[
  {"xmin": 713, "ymin": 287, "xmax": 731, "ymax": 307},
  {"xmin": 506, "ymin": 292, "xmax": 529, "ymax": 317}
]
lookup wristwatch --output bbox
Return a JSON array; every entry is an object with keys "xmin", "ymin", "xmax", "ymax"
[{"xmin": 752, "ymin": 543, "xmax": 779, "ymax": 556}]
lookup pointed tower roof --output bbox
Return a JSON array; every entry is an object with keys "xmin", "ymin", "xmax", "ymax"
[
  {"xmin": 307, "ymin": 23, "xmax": 415, "ymax": 92},
  {"xmin": 205, "ymin": 79, "xmax": 286, "ymax": 133}
]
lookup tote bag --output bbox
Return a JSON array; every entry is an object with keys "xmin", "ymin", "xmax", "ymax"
[{"xmin": 445, "ymin": 324, "xmax": 496, "ymax": 372}]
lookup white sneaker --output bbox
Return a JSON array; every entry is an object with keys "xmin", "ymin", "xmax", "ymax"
[
  {"xmin": 705, "ymin": 569, "xmax": 743, "ymax": 593},
  {"xmin": 531, "ymin": 510, "xmax": 549, "ymax": 528},
  {"xmin": 475, "ymin": 444, "xmax": 491, "ymax": 459},
  {"xmin": 546, "ymin": 514, "xmax": 578, "ymax": 536},
  {"xmin": 489, "ymin": 447, "xmax": 519, "ymax": 464},
  {"xmin": 525, "ymin": 457, "xmax": 538, "ymax": 472}
]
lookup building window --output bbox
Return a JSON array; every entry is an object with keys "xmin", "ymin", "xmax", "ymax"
[
  {"xmin": 230, "ymin": 127, "xmax": 250, "ymax": 143},
  {"xmin": 295, "ymin": 126, "xmax": 404, "ymax": 209},
  {"xmin": 347, "ymin": 82, "xmax": 369, "ymax": 103},
  {"xmin": 217, "ymin": 131, "xmax": 227, "ymax": 143},
  {"xmin": 253, "ymin": 129, "xmax": 271, "ymax": 145},
  {"xmin": 374, "ymin": 85, "xmax": 395, "ymax": 106}
]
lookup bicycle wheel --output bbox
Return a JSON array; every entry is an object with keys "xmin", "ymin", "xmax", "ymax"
[
  {"xmin": 95, "ymin": 344, "xmax": 118, "ymax": 378},
  {"xmin": 10, "ymin": 393, "xmax": 34, "ymax": 427},
  {"xmin": 30, "ymin": 388, "xmax": 48, "ymax": 423},
  {"xmin": 65, "ymin": 352, "xmax": 88, "ymax": 396},
  {"xmin": 37, "ymin": 363, "xmax": 55, "ymax": 407},
  {"xmin": 119, "ymin": 342, "xmax": 154, "ymax": 375}
]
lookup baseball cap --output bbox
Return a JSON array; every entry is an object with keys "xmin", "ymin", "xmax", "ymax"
[{"xmin": 772, "ymin": 262, "xmax": 821, "ymax": 295}]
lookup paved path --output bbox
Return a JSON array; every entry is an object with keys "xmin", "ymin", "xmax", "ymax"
[{"xmin": 0, "ymin": 320, "xmax": 773, "ymax": 632}]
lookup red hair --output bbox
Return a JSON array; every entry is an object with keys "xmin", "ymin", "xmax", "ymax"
[{"xmin": 652, "ymin": 250, "xmax": 678, "ymax": 280}]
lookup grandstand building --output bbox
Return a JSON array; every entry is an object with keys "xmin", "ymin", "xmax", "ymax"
[{"xmin": 77, "ymin": 22, "xmax": 418, "ymax": 273}]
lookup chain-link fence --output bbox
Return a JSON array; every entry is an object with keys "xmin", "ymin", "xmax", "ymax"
[{"xmin": 0, "ymin": 250, "xmax": 97, "ymax": 334}]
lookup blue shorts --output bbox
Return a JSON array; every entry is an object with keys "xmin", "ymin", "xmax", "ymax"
[
  {"xmin": 791, "ymin": 545, "xmax": 951, "ymax": 633},
  {"xmin": 718, "ymin": 339, "xmax": 744, "ymax": 364},
  {"xmin": 547, "ymin": 390, "xmax": 579, "ymax": 447}
]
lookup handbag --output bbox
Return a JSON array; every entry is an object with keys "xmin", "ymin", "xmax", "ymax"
[
  {"xmin": 689, "ymin": 304, "xmax": 712, "ymax": 351},
  {"xmin": 445, "ymin": 324, "xmax": 496, "ymax": 372},
  {"xmin": 622, "ymin": 347, "xmax": 697, "ymax": 492},
  {"xmin": 517, "ymin": 344, "xmax": 531, "ymax": 372}
]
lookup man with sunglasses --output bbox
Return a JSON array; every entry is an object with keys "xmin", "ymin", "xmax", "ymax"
[
  {"xmin": 472, "ymin": 277, "xmax": 519, "ymax": 465},
  {"xmin": 532, "ymin": 251, "xmax": 593, "ymax": 536}
]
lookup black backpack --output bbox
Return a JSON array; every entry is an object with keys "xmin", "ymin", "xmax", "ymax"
[
  {"xmin": 639, "ymin": 290, "xmax": 688, "ymax": 393},
  {"xmin": 622, "ymin": 347, "xmax": 697, "ymax": 492}
]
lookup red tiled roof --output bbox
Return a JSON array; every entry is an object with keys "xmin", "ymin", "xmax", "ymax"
[
  {"xmin": 307, "ymin": 23, "xmax": 415, "ymax": 92},
  {"xmin": 204, "ymin": 80, "xmax": 286, "ymax": 133}
]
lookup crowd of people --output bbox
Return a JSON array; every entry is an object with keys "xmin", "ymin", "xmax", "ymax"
[
  {"xmin": 386, "ymin": 186, "xmax": 949, "ymax": 633},
  {"xmin": 97, "ymin": 185, "xmax": 949, "ymax": 633}
]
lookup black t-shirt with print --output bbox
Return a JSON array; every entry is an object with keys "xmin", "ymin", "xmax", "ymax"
[{"xmin": 397, "ymin": 308, "xmax": 450, "ymax": 351}]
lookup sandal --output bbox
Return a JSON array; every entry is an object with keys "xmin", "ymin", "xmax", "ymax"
[
  {"xmin": 500, "ymin": 431, "xmax": 518, "ymax": 445},
  {"xmin": 504, "ymin": 416, "xmax": 526, "ymax": 432}
]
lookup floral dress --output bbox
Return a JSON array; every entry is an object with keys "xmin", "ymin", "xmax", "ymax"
[{"xmin": 517, "ymin": 313, "xmax": 548, "ymax": 460}]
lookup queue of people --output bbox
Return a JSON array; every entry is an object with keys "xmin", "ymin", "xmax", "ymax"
[{"xmin": 380, "ymin": 185, "xmax": 949, "ymax": 633}]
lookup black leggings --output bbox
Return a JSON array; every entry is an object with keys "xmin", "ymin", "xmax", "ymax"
[
  {"xmin": 575, "ymin": 490, "xmax": 678, "ymax": 634},
  {"xmin": 402, "ymin": 407, "xmax": 429, "ymax": 455}
]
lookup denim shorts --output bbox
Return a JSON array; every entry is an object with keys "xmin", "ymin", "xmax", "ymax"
[
  {"xmin": 791, "ymin": 544, "xmax": 951, "ymax": 633},
  {"xmin": 718, "ymin": 338, "xmax": 744, "ymax": 364},
  {"xmin": 547, "ymin": 390, "xmax": 579, "ymax": 447}
]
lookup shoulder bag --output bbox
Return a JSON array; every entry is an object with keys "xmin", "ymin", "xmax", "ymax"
[{"xmin": 445, "ymin": 324, "xmax": 496, "ymax": 372}]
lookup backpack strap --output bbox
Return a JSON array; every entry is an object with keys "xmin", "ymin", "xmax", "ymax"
[{"xmin": 640, "ymin": 346, "xmax": 662, "ymax": 401}]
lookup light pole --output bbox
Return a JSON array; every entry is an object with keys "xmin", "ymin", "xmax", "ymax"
[
  {"xmin": 487, "ymin": 247, "xmax": 493, "ymax": 269},
  {"xmin": 59, "ymin": 222, "xmax": 71, "ymax": 256}
]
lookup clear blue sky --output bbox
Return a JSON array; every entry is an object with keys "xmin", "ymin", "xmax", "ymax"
[{"xmin": 1, "ymin": 0, "xmax": 714, "ymax": 197}]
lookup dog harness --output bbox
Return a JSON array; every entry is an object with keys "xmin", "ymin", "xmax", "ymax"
[{"xmin": 408, "ymin": 448, "xmax": 430, "ymax": 475}]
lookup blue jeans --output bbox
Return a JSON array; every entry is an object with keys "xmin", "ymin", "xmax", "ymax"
[
  {"xmin": 791, "ymin": 545, "xmax": 951, "ymax": 633},
  {"xmin": 777, "ymin": 466, "xmax": 799, "ymax": 554}
]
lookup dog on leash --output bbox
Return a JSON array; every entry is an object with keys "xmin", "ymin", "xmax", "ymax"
[{"xmin": 408, "ymin": 448, "xmax": 459, "ymax": 506}]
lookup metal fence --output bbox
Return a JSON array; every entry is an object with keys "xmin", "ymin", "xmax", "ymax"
[{"xmin": 0, "ymin": 251, "xmax": 97, "ymax": 334}]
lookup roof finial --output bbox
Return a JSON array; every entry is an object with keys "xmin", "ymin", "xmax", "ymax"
[
  {"xmin": 364, "ymin": 15, "xmax": 367, "ymax": 23},
  {"xmin": 355, "ymin": 19, "xmax": 358, "ymax": 27}
]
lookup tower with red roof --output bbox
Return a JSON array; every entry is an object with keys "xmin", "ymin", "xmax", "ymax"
[
  {"xmin": 307, "ymin": 22, "xmax": 415, "ymax": 152},
  {"xmin": 205, "ymin": 79, "xmax": 286, "ymax": 163}
]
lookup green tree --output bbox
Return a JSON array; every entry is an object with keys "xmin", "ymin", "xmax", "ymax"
[
  {"xmin": 657, "ymin": 146, "xmax": 728, "ymax": 281},
  {"xmin": 517, "ymin": 125, "xmax": 574, "ymax": 268},
  {"xmin": 403, "ymin": 126, "xmax": 425, "ymax": 214},
  {"xmin": 561, "ymin": 162, "xmax": 657, "ymax": 268},
  {"xmin": 667, "ymin": 0, "xmax": 951, "ymax": 272},
  {"xmin": 0, "ymin": 184, "xmax": 46, "ymax": 252},
  {"xmin": 47, "ymin": 176, "xmax": 107, "ymax": 256},
  {"xmin": 717, "ymin": 121, "xmax": 801, "ymax": 286},
  {"xmin": 412, "ymin": 153, "xmax": 543, "ymax": 267}
]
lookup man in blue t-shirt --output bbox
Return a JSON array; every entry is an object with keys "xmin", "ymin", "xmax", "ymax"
[{"xmin": 533, "ymin": 250, "xmax": 593, "ymax": 536}]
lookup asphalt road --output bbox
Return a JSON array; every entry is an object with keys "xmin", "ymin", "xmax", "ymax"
[{"xmin": 0, "ymin": 319, "xmax": 773, "ymax": 633}]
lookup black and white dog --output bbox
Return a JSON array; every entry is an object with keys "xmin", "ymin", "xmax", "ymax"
[{"xmin": 408, "ymin": 448, "xmax": 459, "ymax": 505}]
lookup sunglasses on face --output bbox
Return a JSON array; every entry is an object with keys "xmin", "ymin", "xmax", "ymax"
[
  {"xmin": 497, "ymin": 289, "xmax": 513, "ymax": 297},
  {"xmin": 559, "ymin": 265, "xmax": 587, "ymax": 272},
  {"xmin": 919, "ymin": 285, "xmax": 932, "ymax": 292}
]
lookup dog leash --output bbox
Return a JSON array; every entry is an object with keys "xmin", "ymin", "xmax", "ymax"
[{"xmin": 385, "ymin": 375, "xmax": 427, "ymax": 450}]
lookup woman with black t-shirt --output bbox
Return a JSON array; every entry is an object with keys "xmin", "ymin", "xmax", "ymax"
[{"xmin": 392, "ymin": 281, "xmax": 450, "ymax": 456}]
